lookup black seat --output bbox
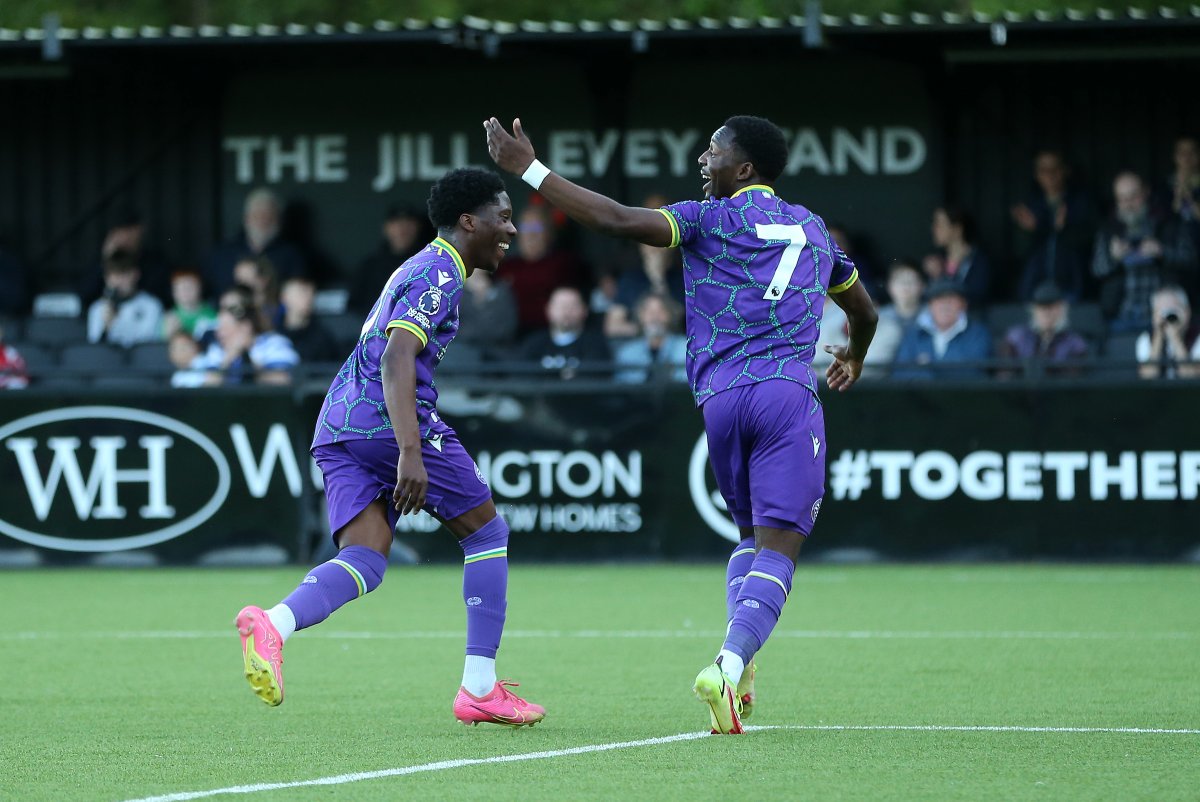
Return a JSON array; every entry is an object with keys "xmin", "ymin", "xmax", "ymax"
[
  {"xmin": 24, "ymin": 317, "xmax": 88, "ymax": 347},
  {"xmin": 320, "ymin": 313, "xmax": 366, "ymax": 351},
  {"xmin": 59, "ymin": 342, "xmax": 128, "ymax": 372},
  {"xmin": 128, "ymin": 341, "xmax": 174, "ymax": 373}
]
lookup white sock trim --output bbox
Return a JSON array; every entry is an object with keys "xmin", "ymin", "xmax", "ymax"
[
  {"xmin": 266, "ymin": 604, "xmax": 297, "ymax": 643},
  {"xmin": 462, "ymin": 655, "xmax": 497, "ymax": 697},
  {"xmin": 717, "ymin": 649, "xmax": 745, "ymax": 687}
]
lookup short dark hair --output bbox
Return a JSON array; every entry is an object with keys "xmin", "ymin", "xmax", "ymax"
[
  {"xmin": 724, "ymin": 115, "xmax": 789, "ymax": 183},
  {"xmin": 427, "ymin": 168, "xmax": 506, "ymax": 230}
]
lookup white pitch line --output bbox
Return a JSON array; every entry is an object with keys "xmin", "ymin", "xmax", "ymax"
[
  {"xmin": 119, "ymin": 723, "xmax": 1200, "ymax": 802},
  {"xmin": 4, "ymin": 629, "xmax": 1197, "ymax": 642}
]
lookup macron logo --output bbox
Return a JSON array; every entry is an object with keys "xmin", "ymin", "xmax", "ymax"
[
  {"xmin": 811, "ymin": 432, "xmax": 821, "ymax": 458},
  {"xmin": 438, "ymin": 270, "xmax": 453, "ymax": 287}
]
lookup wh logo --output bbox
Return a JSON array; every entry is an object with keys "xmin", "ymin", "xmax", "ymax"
[{"xmin": 6, "ymin": 435, "xmax": 175, "ymax": 521}]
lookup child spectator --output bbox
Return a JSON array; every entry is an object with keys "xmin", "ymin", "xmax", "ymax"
[{"xmin": 162, "ymin": 269, "xmax": 217, "ymax": 339}]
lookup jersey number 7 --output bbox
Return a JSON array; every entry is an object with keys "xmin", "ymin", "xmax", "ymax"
[{"xmin": 755, "ymin": 223, "xmax": 808, "ymax": 301}]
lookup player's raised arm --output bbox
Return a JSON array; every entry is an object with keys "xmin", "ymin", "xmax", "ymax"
[{"xmin": 484, "ymin": 117, "xmax": 675, "ymax": 248}]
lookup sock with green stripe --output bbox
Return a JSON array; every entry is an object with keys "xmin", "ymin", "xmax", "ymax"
[
  {"xmin": 721, "ymin": 548, "xmax": 794, "ymax": 677},
  {"xmin": 281, "ymin": 545, "xmax": 387, "ymax": 632},
  {"xmin": 460, "ymin": 516, "xmax": 509, "ymax": 683}
]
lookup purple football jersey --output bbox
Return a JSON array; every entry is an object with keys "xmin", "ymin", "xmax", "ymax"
[
  {"xmin": 659, "ymin": 185, "xmax": 858, "ymax": 406},
  {"xmin": 312, "ymin": 237, "xmax": 467, "ymax": 448}
]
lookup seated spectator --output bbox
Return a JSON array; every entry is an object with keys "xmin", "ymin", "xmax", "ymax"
[
  {"xmin": 871, "ymin": 259, "xmax": 926, "ymax": 365},
  {"xmin": 234, "ymin": 256, "xmax": 283, "ymax": 330},
  {"xmin": 86, "ymin": 251, "xmax": 164, "ymax": 347},
  {"xmin": 162, "ymin": 269, "xmax": 217, "ymax": 339},
  {"xmin": 350, "ymin": 205, "xmax": 431, "ymax": 313},
  {"xmin": 503, "ymin": 205, "xmax": 587, "ymax": 336},
  {"xmin": 1167, "ymin": 136, "xmax": 1200, "ymax": 248},
  {"xmin": 0, "ymin": 244, "xmax": 29, "ymax": 316},
  {"xmin": 604, "ymin": 240, "xmax": 685, "ymax": 339},
  {"xmin": 167, "ymin": 330, "xmax": 207, "ymax": 388},
  {"xmin": 1012, "ymin": 150, "xmax": 1095, "ymax": 301},
  {"xmin": 1137, "ymin": 285, "xmax": 1200, "ymax": 379},
  {"xmin": 997, "ymin": 283, "xmax": 1090, "ymax": 377},
  {"xmin": 519, "ymin": 286, "xmax": 610, "ymax": 380},
  {"xmin": 892, "ymin": 279, "xmax": 992, "ymax": 380},
  {"xmin": 0, "ymin": 324, "xmax": 29, "ymax": 389},
  {"xmin": 78, "ymin": 208, "xmax": 171, "ymax": 305},
  {"xmin": 192, "ymin": 286, "xmax": 299, "ymax": 385},
  {"xmin": 1092, "ymin": 172, "xmax": 1197, "ymax": 332},
  {"xmin": 280, "ymin": 276, "xmax": 340, "ymax": 363},
  {"xmin": 925, "ymin": 206, "xmax": 991, "ymax": 307},
  {"xmin": 614, "ymin": 293, "xmax": 688, "ymax": 384},
  {"xmin": 458, "ymin": 269, "xmax": 518, "ymax": 359},
  {"xmin": 205, "ymin": 188, "xmax": 306, "ymax": 296}
]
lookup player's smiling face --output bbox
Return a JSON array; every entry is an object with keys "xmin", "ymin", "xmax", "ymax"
[
  {"xmin": 466, "ymin": 191, "xmax": 516, "ymax": 275},
  {"xmin": 698, "ymin": 126, "xmax": 750, "ymax": 199}
]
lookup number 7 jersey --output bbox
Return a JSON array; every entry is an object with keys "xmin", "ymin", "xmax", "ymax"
[{"xmin": 659, "ymin": 185, "xmax": 859, "ymax": 406}]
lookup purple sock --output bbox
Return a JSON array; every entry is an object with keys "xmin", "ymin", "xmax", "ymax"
[
  {"xmin": 725, "ymin": 537, "xmax": 757, "ymax": 623},
  {"xmin": 460, "ymin": 516, "xmax": 509, "ymax": 658},
  {"xmin": 281, "ymin": 545, "xmax": 387, "ymax": 631},
  {"xmin": 723, "ymin": 548, "xmax": 795, "ymax": 663}
]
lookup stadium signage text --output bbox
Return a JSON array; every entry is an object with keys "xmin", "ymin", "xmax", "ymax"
[
  {"xmin": 395, "ymin": 449, "xmax": 643, "ymax": 534},
  {"xmin": 222, "ymin": 127, "xmax": 928, "ymax": 191},
  {"xmin": 0, "ymin": 409, "xmax": 307, "ymax": 552},
  {"xmin": 828, "ymin": 450, "xmax": 1200, "ymax": 502}
]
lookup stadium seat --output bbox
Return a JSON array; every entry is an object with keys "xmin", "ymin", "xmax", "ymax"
[
  {"xmin": 0, "ymin": 315, "xmax": 23, "ymax": 341},
  {"xmin": 6, "ymin": 342, "xmax": 55, "ymax": 374},
  {"xmin": 93, "ymin": 375, "xmax": 160, "ymax": 389},
  {"xmin": 314, "ymin": 288, "xmax": 349, "ymax": 315},
  {"xmin": 32, "ymin": 292, "xmax": 82, "ymax": 318},
  {"xmin": 438, "ymin": 342, "xmax": 483, "ymax": 373},
  {"xmin": 59, "ymin": 342, "xmax": 128, "ymax": 372},
  {"xmin": 128, "ymin": 342, "xmax": 174, "ymax": 373},
  {"xmin": 1071, "ymin": 302, "xmax": 1105, "ymax": 340},
  {"xmin": 32, "ymin": 375, "xmax": 87, "ymax": 390},
  {"xmin": 320, "ymin": 312, "xmax": 365, "ymax": 351},
  {"xmin": 1096, "ymin": 331, "xmax": 1142, "ymax": 379},
  {"xmin": 983, "ymin": 302, "xmax": 1026, "ymax": 336},
  {"xmin": 24, "ymin": 317, "xmax": 87, "ymax": 347}
]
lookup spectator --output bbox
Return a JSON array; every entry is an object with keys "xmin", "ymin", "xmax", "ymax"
[
  {"xmin": 233, "ymin": 256, "xmax": 282, "ymax": 329},
  {"xmin": 0, "ymin": 245, "xmax": 29, "ymax": 316},
  {"xmin": 503, "ymin": 205, "xmax": 587, "ymax": 335},
  {"xmin": 161, "ymin": 269, "xmax": 217, "ymax": 339},
  {"xmin": 167, "ymin": 330, "xmax": 207, "ymax": 388},
  {"xmin": 925, "ymin": 206, "xmax": 991, "ymax": 306},
  {"xmin": 349, "ymin": 205, "xmax": 430, "ymax": 312},
  {"xmin": 870, "ymin": 260, "xmax": 926, "ymax": 365},
  {"xmin": 192, "ymin": 286, "xmax": 299, "ymax": 385},
  {"xmin": 0, "ymin": 324, "xmax": 29, "ymax": 389},
  {"xmin": 604, "ymin": 240, "xmax": 685, "ymax": 339},
  {"xmin": 1167, "ymin": 136, "xmax": 1200, "ymax": 252},
  {"xmin": 892, "ymin": 279, "xmax": 992, "ymax": 380},
  {"xmin": 614, "ymin": 293, "xmax": 688, "ymax": 384},
  {"xmin": 519, "ymin": 286, "xmax": 610, "ymax": 380},
  {"xmin": 205, "ymin": 188, "xmax": 306, "ymax": 296},
  {"xmin": 79, "ymin": 208, "xmax": 171, "ymax": 305},
  {"xmin": 589, "ymin": 267, "xmax": 620, "ymax": 318},
  {"xmin": 458, "ymin": 269, "xmax": 518, "ymax": 359},
  {"xmin": 279, "ymin": 276, "xmax": 340, "ymax": 363},
  {"xmin": 1012, "ymin": 150, "xmax": 1095, "ymax": 301},
  {"xmin": 997, "ymin": 282, "xmax": 1090, "ymax": 377},
  {"xmin": 1137, "ymin": 285, "xmax": 1200, "ymax": 379},
  {"xmin": 86, "ymin": 251, "xmax": 164, "ymax": 347},
  {"xmin": 1092, "ymin": 172, "xmax": 1197, "ymax": 332}
]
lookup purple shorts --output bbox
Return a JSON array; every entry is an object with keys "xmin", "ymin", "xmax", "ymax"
[
  {"xmin": 312, "ymin": 429, "xmax": 492, "ymax": 539},
  {"xmin": 701, "ymin": 380, "xmax": 826, "ymax": 536}
]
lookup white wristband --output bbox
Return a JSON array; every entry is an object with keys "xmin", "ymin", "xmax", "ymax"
[{"xmin": 521, "ymin": 159, "xmax": 551, "ymax": 190}]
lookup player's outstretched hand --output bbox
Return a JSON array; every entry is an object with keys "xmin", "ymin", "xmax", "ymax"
[
  {"xmin": 483, "ymin": 117, "xmax": 537, "ymax": 176},
  {"xmin": 824, "ymin": 344, "xmax": 863, "ymax": 392},
  {"xmin": 394, "ymin": 450, "xmax": 428, "ymax": 516}
]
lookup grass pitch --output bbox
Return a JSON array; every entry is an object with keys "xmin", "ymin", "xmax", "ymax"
[{"xmin": 1, "ymin": 564, "xmax": 1197, "ymax": 801}]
